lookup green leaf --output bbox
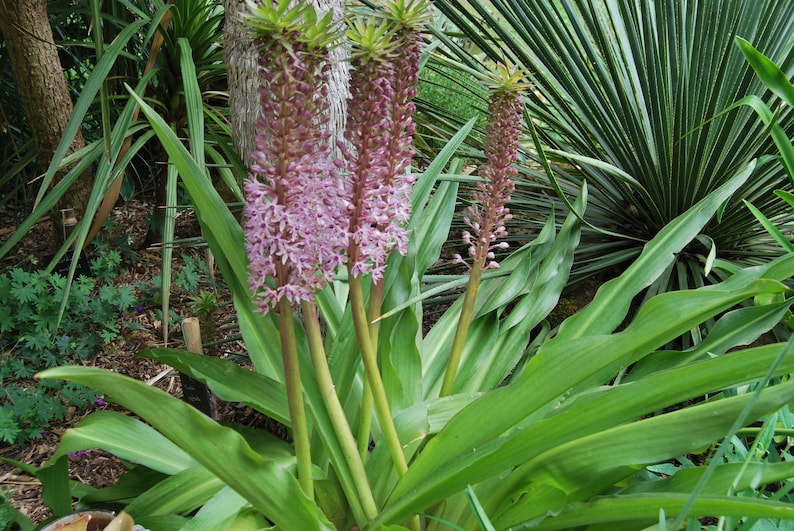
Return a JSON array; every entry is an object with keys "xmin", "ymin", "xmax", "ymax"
[
  {"xmin": 124, "ymin": 466, "xmax": 224, "ymax": 518},
  {"xmin": 139, "ymin": 349, "xmax": 290, "ymax": 426},
  {"xmin": 524, "ymin": 380, "xmax": 794, "ymax": 495},
  {"xmin": 178, "ymin": 486, "xmax": 251, "ymax": 531},
  {"xmin": 39, "ymin": 456, "xmax": 72, "ymax": 518},
  {"xmin": 745, "ymin": 198, "xmax": 794, "ymax": 252},
  {"xmin": 629, "ymin": 299, "xmax": 794, "ymax": 379},
  {"xmin": 37, "ymin": 366, "xmax": 333, "ymax": 530},
  {"xmin": 47, "ymin": 411, "xmax": 198, "ymax": 475},
  {"xmin": 736, "ymin": 37, "xmax": 794, "ymax": 107},
  {"xmin": 32, "ymin": 18, "xmax": 148, "ymax": 209},
  {"xmin": 556, "ymin": 161, "xmax": 754, "ymax": 339},
  {"xmin": 623, "ymin": 461, "xmax": 794, "ymax": 496},
  {"xmin": 380, "ymin": 278, "xmax": 789, "ymax": 525},
  {"xmin": 466, "ymin": 485, "xmax": 496, "ymax": 531},
  {"xmin": 517, "ymin": 494, "xmax": 794, "ymax": 530}
]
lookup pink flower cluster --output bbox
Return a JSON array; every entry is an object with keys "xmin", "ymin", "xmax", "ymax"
[
  {"xmin": 341, "ymin": 18, "xmax": 422, "ymax": 281},
  {"xmin": 341, "ymin": 46, "xmax": 402, "ymax": 280},
  {"xmin": 244, "ymin": 2, "xmax": 427, "ymax": 314},
  {"xmin": 245, "ymin": 37, "xmax": 348, "ymax": 313},
  {"xmin": 457, "ymin": 88, "xmax": 524, "ymax": 270}
]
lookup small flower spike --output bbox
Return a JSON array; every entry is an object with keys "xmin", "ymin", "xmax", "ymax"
[{"xmin": 457, "ymin": 63, "xmax": 527, "ymax": 270}]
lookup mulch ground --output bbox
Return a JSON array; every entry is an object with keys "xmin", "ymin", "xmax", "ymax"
[{"xmin": 0, "ymin": 200, "xmax": 264, "ymax": 527}]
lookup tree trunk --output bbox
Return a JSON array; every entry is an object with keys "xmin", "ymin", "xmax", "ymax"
[
  {"xmin": 0, "ymin": 0, "xmax": 93, "ymax": 244},
  {"xmin": 223, "ymin": 0, "xmax": 348, "ymax": 167}
]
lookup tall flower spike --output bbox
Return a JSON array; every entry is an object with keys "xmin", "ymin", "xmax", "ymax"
[
  {"xmin": 441, "ymin": 63, "xmax": 527, "ymax": 397},
  {"xmin": 243, "ymin": 2, "xmax": 348, "ymax": 314},
  {"xmin": 341, "ymin": 18, "xmax": 407, "ymax": 280},
  {"xmin": 455, "ymin": 63, "xmax": 528, "ymax": 270},
  {"xmin": 381, "ymin": 0, "xmax": 430, "ymax": 228}
]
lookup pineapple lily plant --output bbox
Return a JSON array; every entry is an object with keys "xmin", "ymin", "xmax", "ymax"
[{"xmin": 32, "ymin": 1, "xmax": 794, "ymax": 529}]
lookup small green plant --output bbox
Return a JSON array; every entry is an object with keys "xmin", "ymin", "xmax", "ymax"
[
  {"xmin": 175, "ymin": 253, "xmax": 207, "ymax": 293},
  {"xmin": 0, "ymin": 267, "xmax": 136, "ymax": 445},
  {"xmin": 0, "ymin": 488, "xmax": 26, "ymax": 531},
  {"xmin": 92, "ymin": 215, "xmax": 141, "ymax": 268}
]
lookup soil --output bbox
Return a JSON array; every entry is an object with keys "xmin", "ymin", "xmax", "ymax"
[{"xmin": 0, "ymin": 200, "xmax": 269, "ymax": 527}]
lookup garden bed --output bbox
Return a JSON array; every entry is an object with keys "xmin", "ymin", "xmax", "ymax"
[{"xmin": 0, "ymin": 201, "xmax": 264, "ymax": 526}]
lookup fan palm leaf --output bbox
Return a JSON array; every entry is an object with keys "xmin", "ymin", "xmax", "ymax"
[{"xmin": 430, "ymin": 0, "xmax": 794, "ymax": 287}]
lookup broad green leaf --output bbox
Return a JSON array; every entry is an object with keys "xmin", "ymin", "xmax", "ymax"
[
  {"xmin": 39, "ymin": 456, "xmax": 71, "ymax": 518},
  {"xmin": 628, "ymin": 300, "xmax": 794, "ymax": 379},
  {"xmin": 179, "ymin": 486, "xmax": 251, "ymax": 531},
  {"xmin": 491, "ymin": 383, "xmax": 794, "ymax": 528},
  {"xmin": 124, "ymin": 466, "xmax": 223, "ymax": 518},
  {"xmin": 80, "ymin": 466, "xmax": 169, "ymax": 506},
  {"xmin": 48, "ymin": 411, "xmax": 197, "ymax": 475},
  {"xmin": 381, "ymin": 279, "xmax": 789, "ymax": 525},
  {"xmin": 37, "ymin": 366, "xmax": 333, "ymax": 530},
  {"xmin": 555, "ymin": 161, "xmax": 754, "ymax": 339},
  {"xmin": 514, "ymin": 493, "xmax": 794, "ymax": 530},
  {"xmin": 140, "ymin": 349, "xmax": 290, "ymax": 426},
  {"xmin": 501, "ymin": 186, "xmax": 585, "ymax": 330},
  {"xmin": 524, "ymin": 380, "xmax": 794, "ymax": 495},
  {"xmin": 623, "ymin": 461, "xmax": 794, "ymax": 496},
  {"xmin": 736, "ymin": 37, "xmax": 794, "ymax": 107},
  {"xmin": 412, "ymin": 179, "xmax": 460, "ymax": 279},
  {"xmin": 389, "ymin": 340, "xmax": 794, "ymax": 526}
]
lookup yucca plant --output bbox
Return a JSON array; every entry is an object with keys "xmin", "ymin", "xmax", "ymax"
[{"xmin": 429, "ymin": 0, "xmax": 794, "ymax": 293}]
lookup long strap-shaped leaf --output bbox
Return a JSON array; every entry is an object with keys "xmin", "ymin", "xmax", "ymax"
[
  {"xmin": 37, "ymin": 366, "xmax": 333, "ymax": 530},
  {"xmin": 555, "ymin": 159, "xmax": 754, "ymax": 339}
]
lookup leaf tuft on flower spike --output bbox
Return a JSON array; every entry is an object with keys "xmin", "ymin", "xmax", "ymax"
[
  {"xmin": 243, "ymin": 0, "xmax": 340, "ymax": 51},
  {"xmin": 380, "ymin": 0, "xmax": 433, "ymax": 32}
]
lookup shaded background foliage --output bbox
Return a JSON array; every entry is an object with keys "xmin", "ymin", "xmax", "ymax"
[{"xmin": 431, "ymin": 0, "xmax": 794, "ymax": 290}]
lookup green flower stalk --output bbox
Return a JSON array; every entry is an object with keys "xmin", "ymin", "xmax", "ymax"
[
  {"xmin": 243, "ymin": 0, "xmax": 347, "ymax": 499},
  {"xmin": 342, "ymin": 16, "xmax": 411, "ymax": 478},
  {"xmin": 440, "ymin": 65, "xmax": 526, "ymax": 397},
  {"xmin": 301, "ymin": 301, "xmax": 378, "ymax": 522}
]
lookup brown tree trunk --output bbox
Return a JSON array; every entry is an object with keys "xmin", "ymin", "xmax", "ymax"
[
  {"xmin": 223, "ymin": 0, "xmax": 348, "ymax": 167},
  {"xmin": 0, "ymin": 0, "xmax": 93, "ymax": 244},
  {"xmin": 222, "ymin": 0, "xmax": 264, "ymax": 168}
]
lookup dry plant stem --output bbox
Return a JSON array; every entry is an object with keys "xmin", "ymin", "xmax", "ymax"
[
  {"xmin": 348, "ymin": 273, "xmax": 408, "ymax": 477},
  {"xmin": 440, "ymin": 261, "xmax": 484, "ymax": 397},
  {"xmin": 277, "ymin": 296, "xmax": 314, "ymax": 498},
  {"xmin": 357, "ymin": 281, "xmax": 384, "ymax": 459},
  {"xmin": 301, "ymin": 301, "xmax": 379, "ymax": 521}
]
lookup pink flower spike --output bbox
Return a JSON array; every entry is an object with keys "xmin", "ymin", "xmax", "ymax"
[
  {"xmin": 462, "ymin": 65, "xmax": 527, "ymax": 270},
  {"xmin": 342, "ymin": 13, "xmax": 424, "ymax": 280},
  {"xmin": 244, "ymin": 9, "xmax": 348, "ymax": 315}
]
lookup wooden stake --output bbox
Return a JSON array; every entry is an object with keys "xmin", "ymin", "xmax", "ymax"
[{"xmin": 180, "ymin": 317, "xmax": 213, "ymax": 417}]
